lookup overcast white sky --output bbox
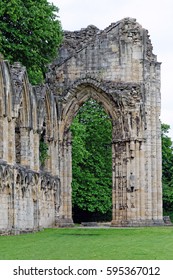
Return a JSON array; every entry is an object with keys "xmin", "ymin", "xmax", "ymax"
[{"xmin": 51, "ymin": 0, "xmax": 173, "ymax": 138}]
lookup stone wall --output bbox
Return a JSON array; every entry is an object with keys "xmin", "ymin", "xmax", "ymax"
[
  {"xmin": 0, "ymin": 18, "xmax": 164, "ymax": 233},
  {"xmin": 46, "ymin": 17, "xmax": 163, "ymax": 226},
  {"xmin": 0, "ymin": 57, "xmax": 61, "ymax": 234}
]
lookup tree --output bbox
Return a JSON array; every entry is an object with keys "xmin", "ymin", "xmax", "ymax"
[
  {"xmin": 0, "ymin": 0, "xmax": 62, "ymax": 84},
  {"xmin": 161, "ymin": 124, "xmax": 173, "ymax": 220},
  {"xmin": 71, "ymin": 99, "xmax": 112, "ymax": 222}
]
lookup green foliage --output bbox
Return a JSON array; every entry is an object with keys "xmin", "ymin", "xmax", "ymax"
[
  {"xmin": 71, "ymin": 99, "xmax": 112, "ymax": 221},
  {"xmin": 162, "ymin": 124, "xmax": 173, "ymax": 182},
  {"xmin": 161, "ymin": 124, "xmax": 173, "ymax": 218},
  {"xmin": 0, "ymin": 0, "xmax": 63, "ymax": 84},
  {"xmin": 71, "ymin": 111, "xmax": 173, "ymax": 222},
  {"xmin": 39, "ymin": 140, "xmax": 49, "ymax": 166}
]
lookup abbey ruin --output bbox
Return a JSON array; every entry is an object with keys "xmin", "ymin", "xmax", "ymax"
[{"xmin": 0, "ymin": 18, "xmax": 164, "ymax": 234}]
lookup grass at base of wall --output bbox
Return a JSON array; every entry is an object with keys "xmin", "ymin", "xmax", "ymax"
[{"xmin": 0, "ymin": 227, "xmax": 173, "ymax": 260}]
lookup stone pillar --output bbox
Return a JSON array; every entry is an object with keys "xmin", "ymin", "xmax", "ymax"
[
  {"xmin": 50, "ymin": 141, "xmax": 55, "ymax": 175},
  {"xmin": 0, "ymin": 117, "xmax": 4, "ymax": 159},
  {"xmin": 58, "ymin": 130, "xmax": 73, "ymax": 227},
  {"xmin": 2, "ymin": 117, "xmax": 8, "ymax": 162},
  {"xmin": 151, "ymin": 62, "xmax": 163, "ymax": 223},
  {"xmin": 139, "ymin": 142, "xmax": 146, "ymax": 221},
  {"xmin": 155, "ymin": 64, "xmax": 163, "ymax": 221},
  {"xmin": 111, "ymin": 141, "xmax": 128, "ymax": 226},
  {"xmin": 58, "ymin": 139, "xmax": 64, "ymax": 222},
  {"xmin": 46, "ymin": 140, "xmax": 52, "ymax": 173},
  {"xmin": 29, "ymin": 129, "xmax": 34, "ymax": 170},
  {"xmin": 46, "ymin": 140, "xmax": 57, "ymax": 175},
  {"xmin": 112, "ymin": 142, "xmax": 116, "ymax": 223},
  {"xmin": 11, "ymin": 168, "xmax": 18, "ymax": 233},
  {"xmin": 156, "ymin": 120, "xmax": 163, "ymax": 221},
  {"xmin": 128, "ymin": 140, "xmax": 136, "ymax": 222},
  {"xmin": 20, "ymin": 127, "xmax": 30, "ymax": 166},
  {"xmin": 8, "ymin": 119, "xmax": 16, "ymax": 164},
  {"xmin": 151, "ymin": 88, "xmax": 158, "ymax": 221},
  {"xmin": 142, "ymin": 61, "xmax": 163, "ymax": 225},
  {"xmin": 145, "ymin": 102, "xmax": 153, "ymax": 222},
  {"xmin": 67, "ymin": 131, "xmax": 73, "ymax": 221},
  {"xmin": 33, "ymin": 132, "xmax": 40, "ymax": 172},
  {"xmin": 63, "ymin": 137, "xmax": 68, "ymax": 219}
]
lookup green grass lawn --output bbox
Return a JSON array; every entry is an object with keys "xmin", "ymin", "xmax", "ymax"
[{"xmin": 0, "ymin": 227, "xmax": 173, "ymax": 260}]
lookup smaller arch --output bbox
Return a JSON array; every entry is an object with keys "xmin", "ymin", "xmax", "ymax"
[
  {"xmin": 41, "ymin": 179, "xmax": 46, "ymax": 190},
  {"xmin": 24, "ymin": 175, "xmax": 29, "ymax": 185},
  {"xmin": 60, "ymin": 78, "xmax": 119, "ymax": 139},
  {"xmin": 11, "ymin": 63, "xmax": 32, "ymax": 127},
  {"xmin": 16, "ymin": 173, "xmax": 21, "ymax": 185},
  {"xmin": 37, "ymin": 87, "xmax": 59, "ymax": 173},
  {"xmin": 0, "ymin": 60, "xmax": 13, "ymax": 118}
]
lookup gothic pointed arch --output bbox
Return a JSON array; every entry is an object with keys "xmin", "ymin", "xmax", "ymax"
[{"xmin": 11, "ymin": 62, "xmax": 33, "ymax": 167}]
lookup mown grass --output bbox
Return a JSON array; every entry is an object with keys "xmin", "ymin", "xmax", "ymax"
[{"xmin": 0, "ymin": 227, "xmax": 173, "ymax": 260}]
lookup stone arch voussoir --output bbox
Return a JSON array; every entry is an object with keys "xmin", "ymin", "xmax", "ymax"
[{"xmin": 60, "ymin": 77, "xmax": 120, "ymax": 136}]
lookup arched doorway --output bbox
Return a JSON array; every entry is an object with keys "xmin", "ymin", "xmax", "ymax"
[
  {"xmin": 71, "ymin": 98, "xmax": 112, "ymax": 223},
  {"xmin": 58, "ymin": 82, "xmax": 116, "ymax": 226},
  {"xmin": 57, "ymin": 77, "xmax": 163, "ymax": 227}
]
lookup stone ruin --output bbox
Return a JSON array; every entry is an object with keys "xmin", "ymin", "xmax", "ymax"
[{"xmin": 0, "ymin": 18, "xmax": 164, "ymax": 234}]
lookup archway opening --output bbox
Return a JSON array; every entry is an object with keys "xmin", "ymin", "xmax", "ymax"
[
  {"xmin": 70, "ymin": 98, "xmax": 112, "ymax": 224},
  {"xmin": 15, "ymin": 108, "xmax": 22, "ymax": 164}
]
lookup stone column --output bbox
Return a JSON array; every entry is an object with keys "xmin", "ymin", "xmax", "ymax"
[
  {"xmin": 50, "ymin": 141, "xmax": 55, "ymax": 175},
  {"xmin": 156, "ymin": 63, "xmax": 163, "ymax": 222},
  {"xmin": 111, "ymin": 141, "xmax": 128, "ymax": 226},
  {"xmin": 33, "ymin": 132, "xmax": 40, "ymax": 172},
  {"xmin": 145, "ymin": 102, "xmax": 153, "ymax": 222},
  {"xmin": 58, "ymin": 140, "xmax": 64, "ymax": 223},
  {"xmin": 58, "ymin": 131, "xmax": 73, "ymax": 226},
  {"xmin": 20, "ymin": 127, "xmax": 30, "ymax": 166},
  {"xmin": 134, "ymin": 141, "xmax": 141, "ymax": 222},
  {"xmin": 2, "ymin": 117, "xmax": 8, "ymax": 162},
  {"xmin": 29, "ymin": 129, "xmax": 34, "ymax": 169},
  {"xmin": 128, "ymin": 140, "xmax": 136, "ymax": 222},
  {"xmin": 112, "ymin": 142, "xmax": 116, "ymax": 223},
  {"xmin": 139, "ymin": 142, "xmax": 146, "ymax": 221},
  {"xmin": 156, "ymin": 120, "xmax": 163, "ymax": 221},
  {"xmin": 152, "ymin": 62, "xmax": 163, "ymax": 223},
  {"xmin": 0, "ymin": 117, "xmax": 3, "ymax": 159},
  {"xmin": 150, "ymin": 88, "xmax": 158, "ymax": 221},
  {"xmin": 63, "ymin": 136, "xmax": 68, "ymax": 219},
  {"xmin": 8, "ymin": 119, "xmax": 16, "ymax": 164},
  {"xmin": 47, "ymin": 140, "xmax": 58, "ymax": 176},
  {"xmin": 66, "ymin": 131, "xmax": 73, "ymax": 221},
  {"xmin": 11, "ymin": 168, "xmax": 19, "ymax": 234}
]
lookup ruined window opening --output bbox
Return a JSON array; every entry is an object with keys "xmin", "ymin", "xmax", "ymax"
[
  {"xmin": 15, "ymin": 111, "xmax": 21, "ymax": 164},
  {"xmin": 39, "ymin": 121, "xmax": 49, "ymax": 169}
]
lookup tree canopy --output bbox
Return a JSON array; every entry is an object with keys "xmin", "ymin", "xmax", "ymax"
[{"xmin": 0, "ymin": 0, "xmax": 62, "ymax": 84}]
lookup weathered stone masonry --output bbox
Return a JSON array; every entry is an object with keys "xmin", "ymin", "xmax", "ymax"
[
  {"xmin": 0, "ymin": 60, "xmax": 61, "ymax": 234},
  {"xmin": 0, "ymin": 18, "xmax": 163, "ymax": 233}
]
